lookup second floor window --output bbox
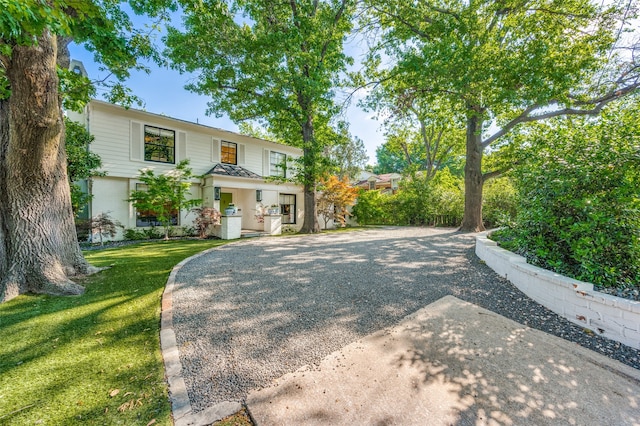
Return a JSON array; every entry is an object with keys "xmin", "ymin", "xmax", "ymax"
[
  {"xmin": 270, "ymin": 151, "xmax": 286, "ymax": 177},
  {"xmin": 144, "ymin": 125, "xmax": 175, "ymax": 164},
  {"xmin": 221, "ymin": 141, "xmax": 237, "ymax": 164}
]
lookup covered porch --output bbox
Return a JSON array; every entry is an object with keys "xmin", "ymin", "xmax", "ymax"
[{"xmin": 201, "ymin": 163, "xmax": 303, "ymax": 237}]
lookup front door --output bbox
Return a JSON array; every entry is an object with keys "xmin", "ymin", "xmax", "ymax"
[{"xmin": 220, "ymin": 192, "xmax": 233, "ymax": 212}]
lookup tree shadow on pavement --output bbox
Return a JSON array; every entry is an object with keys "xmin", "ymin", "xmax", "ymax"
[{"xmin": 171, "ymin": 227, "xmax": 639, "ymax": 412}]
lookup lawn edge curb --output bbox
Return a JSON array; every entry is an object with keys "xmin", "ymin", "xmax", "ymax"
[{"xmin": 161, "ymin": 244, "xmax": 243, "ymax": 426}]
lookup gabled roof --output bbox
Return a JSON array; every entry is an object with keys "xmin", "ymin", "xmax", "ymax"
[
  {"xmin": 356, "ymin": 172, "xmax": 402, "ymax": 186},
  {"xmin": 205, "ymin": 163, "xmax": 263, "ymax": 179},
  {"xmin": 377, "ymin": 173, "xmax": 402, "ymax": 183}
]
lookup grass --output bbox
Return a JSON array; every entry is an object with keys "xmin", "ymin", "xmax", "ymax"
[{"xmin": 0, "ymin": 239, "xmax": 227, "ymax": 425}]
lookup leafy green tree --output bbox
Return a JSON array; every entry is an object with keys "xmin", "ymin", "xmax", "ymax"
[
  {"xmin": 373, "ymin": 141, "xmax": 415, "ymax": 174},
  {"xmin": 364, "ymin": 75, "xmax": 465, "ymax": 178},
  {"xmin": 237, "ymin": 122, "xmax": 277, "ymax": 141},
  {"xmin": 362, "ymin": 0, "xmax": 640, "ymax": 231},
  {"xmin": 327, "ymin": 123, "xmax": 369, "ymax": 181},
  {"xmin": 0, "ymin": 1, "xmax": 175, "ymax": 301},
  {"xmin": 165, "ymin": 0, "xmax": 356, "ymax": 233},
  {"xmin": 128, "ymin": 160, "xmax": 201, "ymax": 240},
  {"xmin": 64, "ymin": 117, "xmax": 104, "ymax": 215}
]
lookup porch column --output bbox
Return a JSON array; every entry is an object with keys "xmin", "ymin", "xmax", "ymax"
[
  {"xmin": 264, "ymin": 214, "xmax": 282, "ymax": 235},
  {"xmin": 220, "ymin": 214, "xmax": 242, "ymax": 239}
]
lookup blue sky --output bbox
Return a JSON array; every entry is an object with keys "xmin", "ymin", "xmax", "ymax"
[{"xmin": 67, "ymin": 15, "xmax": 382, "ymax": 165}]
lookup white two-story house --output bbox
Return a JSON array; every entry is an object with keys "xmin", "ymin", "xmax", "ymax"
[{"xmin": 67, "ymin": 99, "xmax": 305, "ymax": 239}]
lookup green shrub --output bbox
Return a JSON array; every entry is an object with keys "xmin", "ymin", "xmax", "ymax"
[
  {"xmin": 393, "ymin": 176, "xmax": 432, "ymax": 225},
  {"xmin": 123, "ymin": 228, "xmax": 147, "ymax": 240},
  {"xmin": 495, "ymin": 102, "xmax": 640, "ymax": 288},
  {"xmin": 282, "ymin": 225, "xmax": 298, "ymax": 234},
  {"xmin": 428, "ymin": 169, "xmax": 464, "ymax": 226},
  {"xmin": 143, "ymin": 227, "xmax": 163, "ymax": 239},
  {"xmin": 182, "ymin": 225, "xmax": 198, "ymax": 237},
  {"xmin": 352, "ymin": 169, "xmax": 464, "ymax": 227},
  {"xmin": 392, "ymin": 169, "xmax": 464, "ymax": 227},
  {"xmin": 352, "ymin": 189, "xmax": 391, "ymax": 225},
  {"xmin": 483, "ymin": 177, "xmax": 518, "ymax": 229}
]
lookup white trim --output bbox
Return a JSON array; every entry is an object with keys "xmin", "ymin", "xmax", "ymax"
[
  {"xmin": 177, "ymin": 131, "xmax": 187, "ymax": 161},
  {"xmin": 212, "ymin": 138, "xmax": 220, "ymax": 163},
  {"xmin": 263, "ymin": 149, "xmax": 270, "ymax": 176},
  {"xmin": 238, "ymin": 143, "xmax": 246, "ymax": 166},
  {"xmin": 130, "ymin": 121, "xmax": 143, "ymax": 161}
]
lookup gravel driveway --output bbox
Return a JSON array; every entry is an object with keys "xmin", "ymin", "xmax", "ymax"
[{"xmin": 171, "ymin": 227, "xmax": 640, "ymax": 411}]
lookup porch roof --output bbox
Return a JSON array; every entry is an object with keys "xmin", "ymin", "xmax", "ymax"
[{"xmin": 205, "ymin": 163, "xmax": 263, "ymax": 180}]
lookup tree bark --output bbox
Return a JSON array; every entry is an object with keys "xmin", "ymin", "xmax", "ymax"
[
  {"xmin": 459, "ymin": 111, "xmax": 486, "ymax": 232},
  {"xmin": 298, "ymin": 116, "xmax": 320, "ymax": 233},
  {"xmin": 0, "ymin": 31, "xmax": 96, "ymax": 302}
]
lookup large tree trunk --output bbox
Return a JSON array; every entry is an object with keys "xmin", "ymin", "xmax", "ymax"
[
  {"xmin": 459, "ymin": 112, "xmax": 486, "ymax": 232},
  {"xmin": 298, "ymin": 117, "xmax": 320, "ymax": 234},
  {"xmin": 0, "ymin": 31, "xmax": 96, "ymax": 302}
]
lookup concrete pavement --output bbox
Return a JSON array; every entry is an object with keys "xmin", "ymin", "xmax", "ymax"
[{"xmin": 247, "ymin": 296, "xmax": 640, "ymax": 425}]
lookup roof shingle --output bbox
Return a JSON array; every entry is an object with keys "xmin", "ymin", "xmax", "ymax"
[{"xmin": 205, "ymin": 163, "xmax": 263, "ymax": 179}]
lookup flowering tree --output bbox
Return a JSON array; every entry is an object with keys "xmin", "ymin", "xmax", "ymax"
[
  {"xmin": 316, "ymin": 175, "xmax": 359, "ymax": 229},
  {"xmin": 191, "ymin": 206, "xmax": 221, "ymax": 238}
]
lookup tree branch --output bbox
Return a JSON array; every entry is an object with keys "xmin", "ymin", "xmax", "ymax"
[
  {"xmin": 482, "ymin": 169, "xmax": 505, "ymax": 182},
  {"xmin": 369, "ymin": 4, "xmax": 432, "ymax": 39},
  {"xmin": 290, "ymin": 0, "xmax": 300, "ymax": 27},
  {"xmin": 525, "ymin": 8, "xmax": 592, "ymax": 19},
  {"xmin": 217, "ymin": 83, "xmax": 264, "ymax": 99},
  {"xmin": 425, "ymin": 4, "xmax": 460, "ymax": 22},
  {"xmin": 318, "ymin": 0, "xmax": 349, "ymax": 64},
  {"xmin": 481, "ymin": 103, "xmax": 539, "ymax": 147},
  {"xmin": 481, "ymin": 81, "xmax": 640, "ymax": 148}
]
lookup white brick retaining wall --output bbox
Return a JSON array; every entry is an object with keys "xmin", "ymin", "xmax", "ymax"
[{"xmin": 476, "ymin": 232, "xmax": 640, "ymax": 350}]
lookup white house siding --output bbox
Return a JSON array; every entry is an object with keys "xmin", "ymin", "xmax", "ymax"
[
  {"xmin": 187, "ymin": 133, "xmax": 212, "ymax": 171},
  {"xmin": 90, "ymin": 177, "xmax": 130, "ymax": 238},
  {"xmin": 87, "ymin": 101, "xmax": 301, "ymax": 178},
  {"xmin": 73, "ymin": 100, "xmax": 304, "ymax": 239}
]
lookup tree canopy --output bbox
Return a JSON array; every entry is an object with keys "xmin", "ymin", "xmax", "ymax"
[
  {"xmin": 165, "ymin": 0, "xmax": 357, "ymax": 232},
  {"xmin": 0, "ymin": 0, "xmax": 176, "ymax": 301},
  {"xmin": 361, "ymin": 0, "xmax": 640, "ymax": 231}
]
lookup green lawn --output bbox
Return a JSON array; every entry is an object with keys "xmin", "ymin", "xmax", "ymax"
[{"xmin": 0, "ymin": 239, "xmax": 228, "ymax": 425}]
